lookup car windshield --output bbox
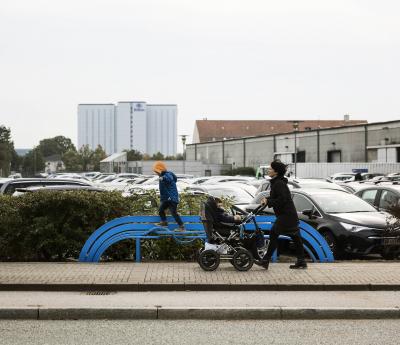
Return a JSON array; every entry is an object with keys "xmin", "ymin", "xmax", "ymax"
[
  {"xmin": 312, "ymin": 193, "xmax": 377, "ymax": 213},
  {"xmin": 207, "ymin": 188, "xmax": 253, "ymax": 204}
]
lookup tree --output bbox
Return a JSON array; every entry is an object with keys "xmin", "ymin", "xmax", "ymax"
[
  {"xmin": 91, "ymin": 145, "xmax": 107, "ymax": 171},
  {"xmin": 10, "ymin": 149, "xmax": 22, "ymax": 173},
  {"xmin": 124, "ymin": 149, "xmax": 143, "ymax": 161},
  {"xmin": 164, "ymin": 154, "xmax": 184, "ymax": 160},
  {"xmin": 0, "ymin": 126, "xmax": 15, "ymax": 177},
  {"xmin": 62, "ymin": 149, "xmax": 82, "ymax": 171},
  {"xmin": 38, "ymin": 136, "xmax": 76, "ymax": 158},
  {"xmin": 79, "ymin": 145, "xmax": 93, "ymax": 171},
  {"xmin": 21, "ymin": 148, "xmax": 45, "ymax": 177},
  {"xmin": 151, "ymin": 152, "xmax": 165, "ymax": 160}
]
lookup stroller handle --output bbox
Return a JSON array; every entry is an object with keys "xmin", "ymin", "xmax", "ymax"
[{"xmin": 250, "ymin": 203, "xmax": 268, "ymax": 216}]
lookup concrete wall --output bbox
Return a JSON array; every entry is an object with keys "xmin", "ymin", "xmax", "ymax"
[
  {"xmin": 78, "ymin": 104, "xmax": 115, "ymax": 154},
  {"xmin": 187, "ymin": 121, "xmax": 400, "ymax": 168},
  {"xmin": 245, "ymin": 137, "xmax": 275, "ymax": 167},
  {"xmin": 115, "ymin": 102, "xmax": 131, "ymax": 153},
  {"xmin": 126, "ymin": 161, "xmax": 230, "ymax": 176},
  {"xmin": 296, "ymin": 163, "xmax": 400, "ymax": 178},
  {"xmin": 146, "ymin": 105, "xmax": 177, "ymax": 156}
]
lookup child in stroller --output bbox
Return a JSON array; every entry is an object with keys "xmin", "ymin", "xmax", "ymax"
[{"xmin": 198, "ymin": 196, "xmax": 269, "ymax": 271}]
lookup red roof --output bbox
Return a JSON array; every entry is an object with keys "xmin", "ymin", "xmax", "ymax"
[{"xmin": 194, "ymin": 119, "xmax": 367, "ymax": 143}]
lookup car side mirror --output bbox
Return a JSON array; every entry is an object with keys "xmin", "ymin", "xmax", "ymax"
[{"xmin": 302, "ymin": 209, "xmax": 315, "ymax": 219}]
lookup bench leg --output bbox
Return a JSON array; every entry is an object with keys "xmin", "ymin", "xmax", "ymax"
[{"xmin": 135, "ymin": 239, "xmax": 141, "ymax": 263}]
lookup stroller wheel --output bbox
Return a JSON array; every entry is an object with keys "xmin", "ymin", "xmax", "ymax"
[
  {"xmin": 232, "ymin": 249, "xmax": 254, "ymax": 271},
  {"xmin": 198, "ymin": 250, "xmax": 220, "ymax": 271}
]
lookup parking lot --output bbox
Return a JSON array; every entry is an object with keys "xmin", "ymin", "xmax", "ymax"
[{"xmin": 1, "ymin": 170, "xmax": 400, "ymax": 261}]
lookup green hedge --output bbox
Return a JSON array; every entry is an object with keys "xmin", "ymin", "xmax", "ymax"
[
  {"xmin": 221, "ymin": 167, "xmax": 256, "ymax": 176},
  {"xmin": 0, "ymin": 191, "xmax": 208, "ymax": 262}
]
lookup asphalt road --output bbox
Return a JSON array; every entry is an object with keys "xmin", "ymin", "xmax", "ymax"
[{"xmin": 1, "ymin": 320, "xmax": 399, "ymax": 345}]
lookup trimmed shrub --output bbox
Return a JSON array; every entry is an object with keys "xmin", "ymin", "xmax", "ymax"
[
  {"xmin": 221, "ymin": 167, "xmax": 256, "ymax": 176},
  {"xmin": 0, "ymin": 191, "xmax": 208, "ymax": 262}
]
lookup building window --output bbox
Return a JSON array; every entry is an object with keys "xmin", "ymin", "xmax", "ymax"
[
  {"xmin": 327, "ymin": 150, "xmax": 342, "ymax": 163},
  {"xmin": 296, "ymin": 151, "xmax": 306, "ymax": 162}
]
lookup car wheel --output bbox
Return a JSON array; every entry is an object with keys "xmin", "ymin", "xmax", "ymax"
[
  {"xmin": 321, "ymin": 230, "xmax": 343, "ymax": 259},
  {"xmin": 381, "ymin": 249, "xmax": 398, "ymax": 260}
]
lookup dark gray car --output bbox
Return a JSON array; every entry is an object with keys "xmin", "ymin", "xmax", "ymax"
[
  {"xmin": 355, "ymin": 184, "xmax": 400, "ymax": 212},
  {"xmin": 0, "ymin": 178, "xmax": 92, "ymax": 195}
]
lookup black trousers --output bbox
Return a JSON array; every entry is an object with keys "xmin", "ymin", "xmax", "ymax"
[
  {"xmin": 265, "ymin": 225, "xmax": 305, "ymax": 262},
  {"xmin": 158, "ymin": 201, "xmax": 183, "ymax": 226}
]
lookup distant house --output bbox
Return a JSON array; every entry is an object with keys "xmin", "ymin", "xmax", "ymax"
[
  {"xmin": 44, "ymin": 154, "xmax": 65, "ymax": 173},
  {"xmin": 192, "ymin": 118, "xmax": 367, "ymax": 143}
]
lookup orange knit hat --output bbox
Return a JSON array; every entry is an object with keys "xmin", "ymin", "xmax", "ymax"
[{"xmin": 153, "ymin": 161, "xmax": 167, "ymax": 174}]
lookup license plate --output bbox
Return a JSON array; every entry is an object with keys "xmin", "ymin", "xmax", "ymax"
[{"xmin": 383, "ymin": 237, "xmax": 400, "ymax": 246}]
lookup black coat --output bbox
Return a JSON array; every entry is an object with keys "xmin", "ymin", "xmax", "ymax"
[{"xmin": 267, "ymin": 176, "xmax": 299, "ymax": 233}]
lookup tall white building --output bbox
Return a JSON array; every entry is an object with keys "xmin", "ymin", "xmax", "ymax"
[{"xmin": 78, "ymin": 101, "xmax": 177, "ymax": 156}]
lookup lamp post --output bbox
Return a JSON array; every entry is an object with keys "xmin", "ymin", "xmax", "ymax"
[
  {"xmin": 287, "ymin": 121, "xmax": 303, "ymax": 178},
  {"xmin": 180, "ymin": 135, "xmax": 187, "ymax": 174}
]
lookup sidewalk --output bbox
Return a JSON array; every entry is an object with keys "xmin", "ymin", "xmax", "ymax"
[
  {"xmin": 1, "ymin": 262, "xmax": 400, "ymax": 291},
  {"xmin": 1, "ymin": 290, "xmax": 400, "ymax": 320}
]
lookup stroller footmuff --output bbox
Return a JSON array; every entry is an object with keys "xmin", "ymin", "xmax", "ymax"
[{"xmin": 198, "ymin": 197, "xmax": 268, "ymax": 271}]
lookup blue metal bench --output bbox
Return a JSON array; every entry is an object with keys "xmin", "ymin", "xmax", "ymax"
[{"xmin": 79, "ymin": 215, "xmax": 334, "ymax": 263}]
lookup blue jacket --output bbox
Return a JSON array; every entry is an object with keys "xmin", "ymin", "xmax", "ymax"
[{"xmin": 159, "ymin": 171, "xmax": 179, "ymax": 203}]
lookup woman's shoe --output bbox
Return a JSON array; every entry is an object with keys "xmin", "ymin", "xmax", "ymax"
[
  {"xmin": 289, "ymin": 261, "xmax": 307, "ymax": 269},
  {"xmin": 254, "ymin": 259, "xmax": 269, "ymax": 270}
]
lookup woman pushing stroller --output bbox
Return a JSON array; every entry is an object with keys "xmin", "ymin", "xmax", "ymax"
[{"xmin": 260, "ymin": 160, "xmax": 307, "ymax": 270}]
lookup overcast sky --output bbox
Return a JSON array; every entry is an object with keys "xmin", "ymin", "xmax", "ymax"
[{"xmin": 1, "ymin": 0, "xmax": 399, "ymax": 150}]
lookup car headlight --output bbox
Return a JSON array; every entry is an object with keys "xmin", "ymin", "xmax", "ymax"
[{"xmin": 340, "ymin": 222, "xmax": 374, "ymax": 232}]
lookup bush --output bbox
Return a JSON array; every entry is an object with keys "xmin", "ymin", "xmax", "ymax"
[
  {"xmin": 221, "ymin": 167, "xmax": 256, "ymax": 176},
  {"xmin": 0, "ymin": 191, "xmax": 207, "ymax": 262}
]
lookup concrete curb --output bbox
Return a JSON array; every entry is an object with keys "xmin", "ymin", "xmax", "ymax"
[
  {"xmin": 0, "ymin": 283, "xmax": 400, "ymax": 291},
  {"xmin": 0, "ymin": 307, "xmax": 399, "ymax": 320}
]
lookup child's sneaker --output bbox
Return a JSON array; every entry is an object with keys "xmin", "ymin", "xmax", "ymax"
[{"xmin": 175, "ymin": 225, "xmax": 185, "ymax": 232}]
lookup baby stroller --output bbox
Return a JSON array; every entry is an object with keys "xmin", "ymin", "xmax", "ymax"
[{"xmin": 198, "ymin": 197, "xmax": 269, "ymax": 271}]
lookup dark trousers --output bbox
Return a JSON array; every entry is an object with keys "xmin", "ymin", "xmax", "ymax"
[
  {"xmin": 265, "ymin": 225, "xmax": 305, "ymax": 262},
  {"xmin": 158, "ymin": 201, "xmax": 183, "ymax": 226}
]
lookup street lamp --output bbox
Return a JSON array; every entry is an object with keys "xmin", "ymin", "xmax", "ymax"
[
  {"xmin": 287, "ymin": 121, "xmax": 303, "ymax": 178},
  {"xmin": 180, "ymin": 135, "xmax": 188, "ymax": 174}
]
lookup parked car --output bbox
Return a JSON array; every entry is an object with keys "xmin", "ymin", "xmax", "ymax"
[
  {"xmin": 0, "ymin": 178, "xmax": 12, "ymax": 190},
  {"xmin": 255, "ymin": 178, "xmax": 348, "ymax": 195},
  {"xmin": 0, "ymin": 178, "xmax": 93, "ymax": 195},
  {"xmin": 355, "ymin": 185, "xmax": 400, "ymax": 213},
  {"xmin": 201, "ymin": 176, "xmax": 257, "ymax": 185},
  {"xmin": 247, "ymin": 189, "xmax": 400, "ymax": 259},
  {"xmin": 186, "ymin": 184, "xmax": 254, "ymax": 207},
  {"xmin": 328, "ymin": 173, "xmax": 356, "ymax": 182},
  {"xmin": 291, "ymin": 189, "xmax": 399, "ymax": 259},
  {"xmin": 13, "ymin": 185, "xmax": 105, "ymax": 196}
]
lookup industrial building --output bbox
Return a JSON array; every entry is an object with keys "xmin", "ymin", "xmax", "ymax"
[
  {"xmin": 77, "ymin": 101, "xmax": 177, "ymax": 156},
  {"xmin": 193, "ymin": 117, "xmax": 366, "ymax": 143},
  {"xmin": 186, "ymin": 120, "xmax": 400, "ymax": 168}
]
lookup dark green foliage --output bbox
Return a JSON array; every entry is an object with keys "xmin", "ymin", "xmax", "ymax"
[
  {"xmin": 0, "ymin": 191, "xmax": 208, "ymax": 262},
  {"xmin": 221, "ymin": 167, "xmax": 256, "ymax": 176},
  {"xmin": 0, "ymin": 125, "xmax": 17, "ymax": 177},
  {"xmin": 21, "ymin": 148, "xmax": 45, "ymax": 177},
  {"xmin": 124, "ymin": 149, "xmax": 143, "ymax": 161}
]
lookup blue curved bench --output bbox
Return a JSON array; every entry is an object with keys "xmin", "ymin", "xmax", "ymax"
[{"xmin": 79, "ymin": 215, "xmax": 334, "ymax": 263}]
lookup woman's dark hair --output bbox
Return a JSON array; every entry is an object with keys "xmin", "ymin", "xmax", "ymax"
[{"xmin": 270, "ymin": 160, "xmax": 287, "ymax": 176}]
